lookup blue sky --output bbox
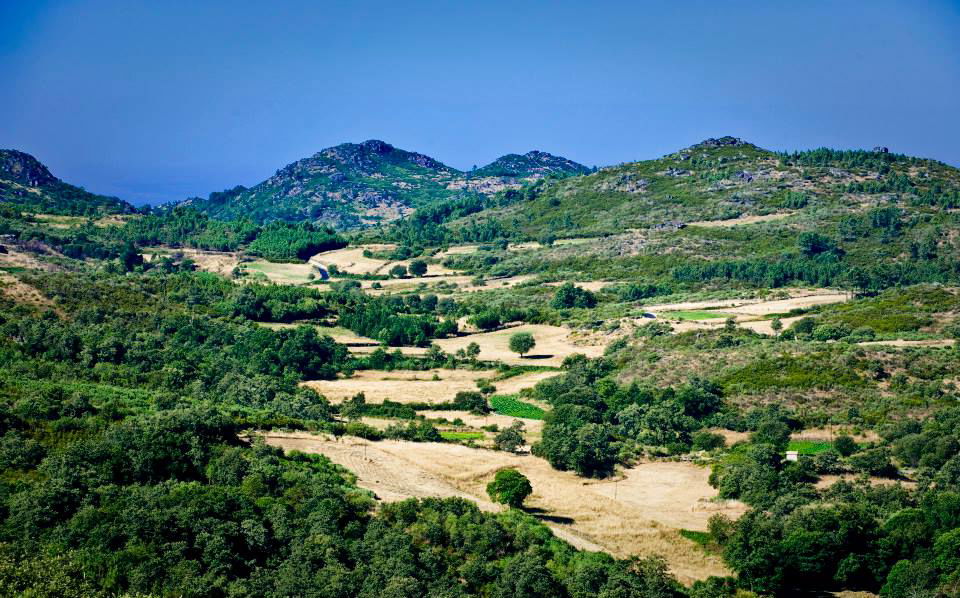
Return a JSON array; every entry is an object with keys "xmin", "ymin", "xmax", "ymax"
[{"xmin": 1, "ymin": 0, "xmax": 958, "ymax": 206}]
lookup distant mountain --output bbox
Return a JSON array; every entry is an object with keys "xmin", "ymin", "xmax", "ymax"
[
  {"xmin": 0, "ymin": 150, "xmax": 134, "ymax": 216},
  {"xmin": 182, "ymin": 140, "xmax": 588, "ymax": 228},
  {"xmin": 472, "ymin": 151, "xmax": 591, "ymax": 178}
]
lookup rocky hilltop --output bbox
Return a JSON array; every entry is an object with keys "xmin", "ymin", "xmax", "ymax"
[
  {"xmin": 0, "ymin": 150, "xmax": 133, "ymax": 216},
  {"xmin": 183, "ymin": 140, "xmax": 588, "ymax": 228}
]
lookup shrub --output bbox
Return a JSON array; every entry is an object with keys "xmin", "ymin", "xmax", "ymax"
[
  {"xmin": 494, "ymin": 421, "xmax": 525, "ymax": 453},
  {"xmin": 834, "ymin": 435, "xmax": 857, "ymax": 457},
  {"xmin": 551, "ymin": 282, "xmax": 597, "ymax": 309},
  {"xmin": 692, "ymin": 430, "xmax": 726, "ymax": 451}
]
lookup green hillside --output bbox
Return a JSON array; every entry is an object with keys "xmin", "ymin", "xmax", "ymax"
[
  {"xmin": 0, "ymin": 149, "xmax": 134, "ymax": 216},
  {"xmin": 183, "ymin": 140, "xmax": 588, "ymax": 228},
  {"xmin": 407, "ymin": 137, "xmax": 960, "ymax": 291}
]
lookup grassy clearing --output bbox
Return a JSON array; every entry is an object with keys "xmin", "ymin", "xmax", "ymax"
[
  {"xmin": 490, "ymin": 394, "xmax": 546, "ymax": 419},
  {"xmin": 665, "ymin": 310, "xmax": 731, "ymax": 320},
  {"xmin": 787, "ymin": 440, "xmax": 834, "ymax": 455},
  {"xmin": 679, "ymin": 529, "xmax": 711, "ymax": 546}
]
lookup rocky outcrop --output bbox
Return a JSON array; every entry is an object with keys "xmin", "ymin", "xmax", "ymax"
[{"xmin": 0, "ymin": 150, "xmax": 58, "ymax": 188}]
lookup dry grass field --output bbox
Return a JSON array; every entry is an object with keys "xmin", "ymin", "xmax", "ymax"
[
  {"xmin": 687, "ymin": 212, "xmax": 793, "ymax": 227},
  {"xmin": 239, "ymin": 260, "xmax": 315, "ymax": 284},
  {"xmin": 142, "ymin": 247, "xmax": 241, "ymax": 276},
  {"xmin": 302, "ymin": 368, "xmax": 557, "ymax": 404},
  {"xmin": 302, "ymin": 368, "xmax": 495, "ymax": 404},
  {"xmin": 308, "ymin": 245, "xmax": 396, "ymax": 275},
  {"xmin": 262, "ymin": 433, "xmax": 744, "ymax": 584},
  {"xmin": 435, "ymin": 324, "xmax": 605, "ymax": 366},
  {"xmin": 644, "ymin": 291, "xmax": 848, "ymax": 336}
]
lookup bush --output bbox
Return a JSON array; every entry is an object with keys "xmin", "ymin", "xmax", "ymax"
[
  {"xmin": 834, "ymin": 435, "xmax": 858, "ymax": 457},
  {"xmin": 849, "ymin": 447, "xmax": 897, "ymax": 477},
  {"xmin": 494, "ymin": 421, "xmax": 525, "ymax": 453},
  {"xmin": 692, "ymin": 430, "xmax": 726, "ymax": 451},
  {"xmin": 551, "ymin": 282, "xmax": 597, "ymax": 309}
]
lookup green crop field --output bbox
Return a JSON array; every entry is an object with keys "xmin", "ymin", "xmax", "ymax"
[
  {"xmin": 787, "ymin": 440, "xmax": 834, "ymax": 455},
  {"xmin": 440, "ymin": 430, "xmax": 485, "ymax": 440},
  {"xmin": 490, "ymin": 395, "xmax": 547, "ymax": 419}
]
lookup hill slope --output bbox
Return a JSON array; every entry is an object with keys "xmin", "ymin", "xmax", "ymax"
[
  {"xmin": 452, "ymin": 136, "xmax": 958, "ymax": 238},
  {"xmin": 415, "ymin": 136, "xmax": 960, "ymax": 290},
  {"xmin": 0, "ymin": 150, "xmax": 134, "ymax": 215},
  {"xmin": 183, "ymin": 140, "xmax": 588, "ymax": 228}
]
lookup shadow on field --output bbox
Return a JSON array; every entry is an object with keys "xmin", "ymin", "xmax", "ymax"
[
  {"xmin": 523, "ymin": 507, "xmax": 575, "ymax": 525},
  {"xmin": 521, "ymin": 354, "xmax": 554, "ymax": 361}
]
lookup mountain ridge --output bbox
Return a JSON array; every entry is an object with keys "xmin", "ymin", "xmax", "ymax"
[{"xmin": 178, "ymin": 140, "xmax": 589, "ymax": 228}]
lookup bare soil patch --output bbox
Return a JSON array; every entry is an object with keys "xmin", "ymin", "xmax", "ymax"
[
  {"xmin": 0, "ymin": 246, "xmax": 58, "ymax": 271},
  {"xmin": 643, "ymin": 289, "xmax": 845, "ymax": 316},
  {"xmin": 262, "ymin": 433, "xmax": 741, "ymax": 584}
]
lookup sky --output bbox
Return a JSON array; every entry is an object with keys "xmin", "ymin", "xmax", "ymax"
[{"xmin": 1, "ymin": 0, "xmax": 959, "ymax": 206}]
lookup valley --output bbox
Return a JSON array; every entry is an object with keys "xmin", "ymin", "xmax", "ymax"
[{"xmin": 2, "ymin": 139, "xmax": 960, "ymax": 597}]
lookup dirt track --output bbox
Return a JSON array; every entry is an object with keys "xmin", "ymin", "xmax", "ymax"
[{"xmin": 262, "ymin": 433, "xmax": 743, "ymax": 584}]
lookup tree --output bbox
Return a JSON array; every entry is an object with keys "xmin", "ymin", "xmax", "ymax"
[
  {"xmin": 465, "ymin": 342, "xmax": 481, "ymax": 361},
  {"xmin": 408, "ymin": 259, "xmax": 428, "ymax": 277},
  {"xmin": 771, "ymin": 317, "xmax": 783, "ymax": 336},
  {"xmin": 509, "ymin": 332, "xmax": 536, "ymax": 358},
  {"xmin": 833, "ymin": 435, "xmax": 857, "ymax": 457},
  {"xmin": 453, "ymin": 391, "xmax": 488, "ymax": 414},
  {"xmin": 797, "ymin": 232, "xmax": 836, "ymax": 256},
  {"xmin": 389, "ymin": 264, "xmax": 408, "ymax": 278},
  {"xmin": 494, "ymin": 421, "xmax": 525, "ymax": 453},
  {"xmin": 486, "ymin": 468, "xmax": 532, "ymax": 508}
]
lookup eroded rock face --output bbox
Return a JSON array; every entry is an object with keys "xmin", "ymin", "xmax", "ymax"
[
  {"xmin": 695, "ymin": 136, "xmax": 747, "ymax": 148},
  {"xmin": 0, "ymin": 150, "xmax": 57, "ymax": 188}
]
